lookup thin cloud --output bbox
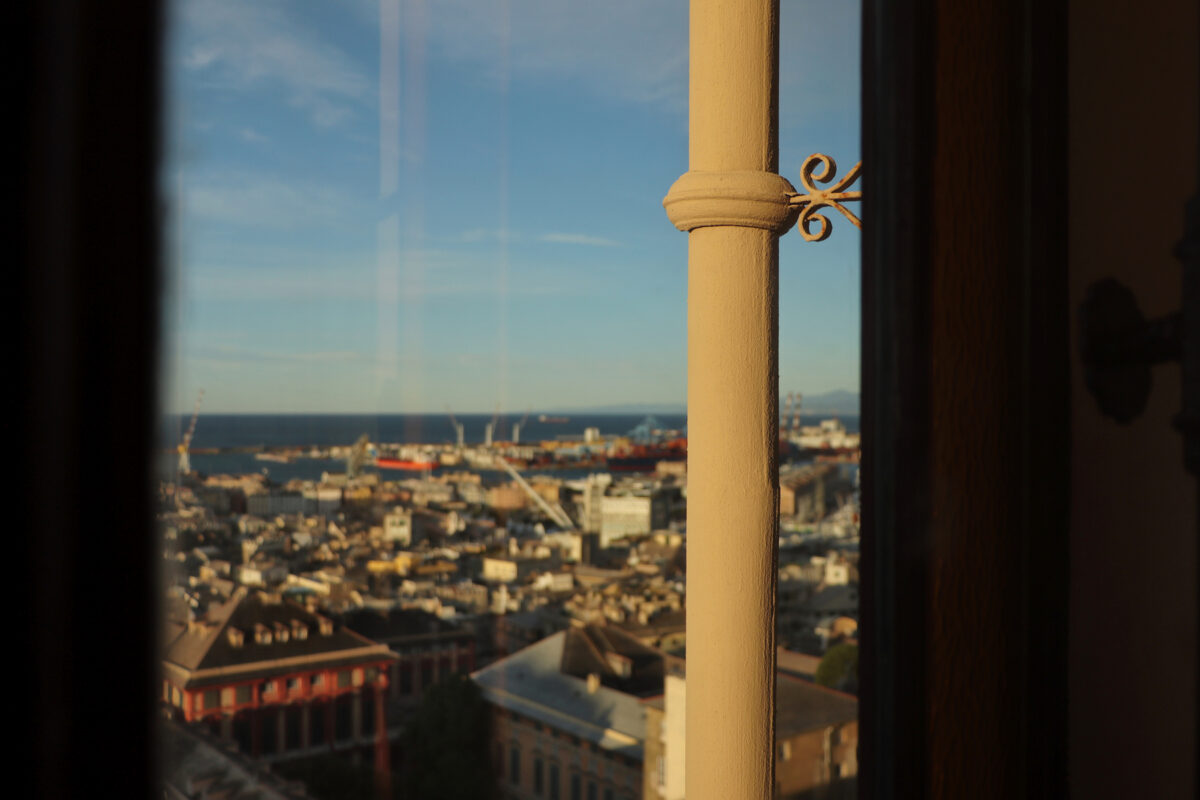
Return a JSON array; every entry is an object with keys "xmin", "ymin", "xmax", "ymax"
[
  {"xmin": 538, "ymin": 232, "xmax": 620, "ymax": 247},
  {"xmin": 459, "ymin": 228, "xmax": 520, "ymax": 244},
  {"xmin": 182, "ymin": 169, "xmax": 358, "ymax": 230},
  {"xmin": 176, "ymin": 0, "xmax": 371, "ymax": 127},
  {"xmin": 426, "ymin": 0, "xmax": 688, "ymax": 113},
  {"xmin": 196, "ymin": 344, "xmax": 369, "ymax": 364},
  {"xmin": 239, "ymin": 128, "xmax": 269, "ymax": 143},
  {"xmin": 188, "ymin": 256, "xmax": 581, "ymax": 303}
]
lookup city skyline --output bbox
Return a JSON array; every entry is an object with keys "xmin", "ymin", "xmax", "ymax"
[{"xmin": 162, "ymin": 0, "xmax": 861, "ymax": 414}]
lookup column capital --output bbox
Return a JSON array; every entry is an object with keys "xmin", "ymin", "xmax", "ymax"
[{"xmin": 663, "ymin": 170, "xmax": 798, "ymax": 234}]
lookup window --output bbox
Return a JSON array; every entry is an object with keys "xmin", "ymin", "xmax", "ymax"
[
  {"xmin": 21, "ymin": 0, "xmax": 1186, "ymax": 797},
  {"xmin": 363, "ymin": 688, "xmax": 376, "ymax": 734},
  {"xmin": 261, "ymin": 710, "xmax": 279, "ymax": 755},
  {"xmin": 156, "ymin": 1, "xmax": 862, "ymax": 797},
  {"xmin": 285, "ymin": 705, "xmax": 303, "ymax": 750},
  {"xmin": 235, "ymin": 684, "xmax": 252, "ymax": 704},
  {"xmin": 534, "ymin": 755, "xmax": 544, "ymax": 795},
  {"xmin": 510, "ymin": 744, "xmax": 521, "ymax": 785},
  {"xmin": 334, "ymin": 695, "xmax": 353, "ymax": 741},
  {"xmin": 549, "ymin": 764, "xmax": 560, "ymax": 800},
  {"xmin": 399, "ymin": 664, "xmax": 413, "ymax": 696},
  {"xmin": 310, "ymin": 701, "xmax": 328, "ymax": 745},
  {"xmin": 202, "ymin": 689, "xmax": 219, "ymax": 711}
]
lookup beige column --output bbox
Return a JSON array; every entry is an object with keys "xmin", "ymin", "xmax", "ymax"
[{"xmin": 663, "ymin": 1, "xmax": 795, "ymax": 799}]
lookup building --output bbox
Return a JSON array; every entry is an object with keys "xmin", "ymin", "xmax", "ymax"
[
  {"xmin": 473, "ymin": 626, "xmax": 664, "ymax": 800},
  {"xmin": 160, "ymin": 716, "xmax": 313, "ymax": 800},
  {"xmin": 599, "ymin": 492, "xmax": 670, "ymax": 547},
  {"xmin": 162, "ymin": 587, "xmax": 397, "ymax": 772},
  {"xmin": 339, "ymin": 607, "xmax": 476, "ymax": 708},
  {"xmin": 644, "ymin": 663, "xmax": 858, "ymax": 800},
  {"xmin": 482, "ymin": 554, "xmax": 559, "ymax": 584},
  {"xmin": 779, "ymin": 464, "xmax": 836, "ymax": 520},
  {"xmin": 382, "ymin": 506, "xmax": 412, "ymax": 546}
]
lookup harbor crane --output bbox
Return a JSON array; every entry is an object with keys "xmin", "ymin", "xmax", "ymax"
[
  {"xmin": 445, "ymin": 406, "xmax": 465, "ymax": 449},
  {"xmin": 512, "ymin": 409, "xmax": 531, "ymax": 445},
  {"xmin": 346, "ymin": 433, "xmax": 371, "ymax": 478},
  {"xmin": 484, "ymin": 404, "xmax": 501, "ymax": 448},
  {"xmin": 177, "ymin": 389, "xmax": 204, "ymax": 475}
]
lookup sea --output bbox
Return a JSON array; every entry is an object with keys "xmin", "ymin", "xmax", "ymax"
[{"xmin": 159, "ymin": 413, "xmax": 859, "ymax": 484}]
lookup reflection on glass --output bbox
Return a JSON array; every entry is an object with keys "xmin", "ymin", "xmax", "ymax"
[{"xmin": 158, "ymin": 1, "xmax": 860, "ymax": 798}]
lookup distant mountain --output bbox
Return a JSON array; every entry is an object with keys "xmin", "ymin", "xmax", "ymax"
[
  {"xmin": 551, "ymin": 402, "xmax": 687, "ymax": 415},
  {"xmin": 791, "ymin": 390, "xmax": 860, "ymax": 415},
  {"xmin": 557, "ymin": 390, "xmax": 859, "ymax": 417}
]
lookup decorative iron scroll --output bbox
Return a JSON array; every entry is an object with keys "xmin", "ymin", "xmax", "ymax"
[{"xmin": 788, "ymin": 154, "xmax": 862, "ymax": 242}]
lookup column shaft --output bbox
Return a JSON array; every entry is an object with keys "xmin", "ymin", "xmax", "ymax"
[{"xmin": 677, "ymin": 1, "xmax": 784, "ymax": 798}]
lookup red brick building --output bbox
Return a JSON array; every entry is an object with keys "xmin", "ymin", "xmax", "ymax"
[
  {"xmin": 339, "ymin": 607, "xmax": 477, "ymax": 707},
  {"xmin": 162, "ymin": 588, "xmax": 397, "ymax": 776}
]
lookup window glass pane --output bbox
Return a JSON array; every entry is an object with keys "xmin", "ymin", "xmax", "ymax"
[{"xmin": 160, "ymin": 0, "xmax": 859, "ymax": 796}]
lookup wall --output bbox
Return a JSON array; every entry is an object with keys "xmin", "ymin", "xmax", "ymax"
[{"xmin": 1068, "ymin": 0, "xmax": 1198, "ymax": 797}]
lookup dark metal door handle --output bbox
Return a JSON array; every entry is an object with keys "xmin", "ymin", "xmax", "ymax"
[{"xmin": 1079, "ymin": 193, "xmax": 1200, "ymax": 476}]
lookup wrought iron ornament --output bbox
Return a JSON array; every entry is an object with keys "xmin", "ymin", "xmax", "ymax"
[{"xmin": 788, "ymin": 153, "xmax": 862, "ymax": 242}]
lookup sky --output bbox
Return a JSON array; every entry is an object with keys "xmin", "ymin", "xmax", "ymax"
[{"xmin": 162, "ymin": 0, "xmax": 860, "ymax": 414}]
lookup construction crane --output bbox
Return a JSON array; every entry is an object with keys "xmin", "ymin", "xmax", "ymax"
[
  {"xmin": 484, "ymin": 403, "xmax": 501, "ymax": 448},
  {"xmin": 445, "ymin": 406, "xmax": 465, "ymax": 449},
  {"xmin": 512, "ymin": 409, "xmax": 531, "ymax": 445},
  {"xmin": 346, "ymin": 433, "xmax": 371, "ymax": 478},
  {"xmin": 177, "ymin": 389, "xmax": 204, "ymax": 475},
  {"xmin": 495, "ymin": 455, "xmax": 576, "ymax": 530}
]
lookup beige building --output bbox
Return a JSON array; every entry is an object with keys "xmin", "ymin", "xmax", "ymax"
[
  {"xmin": 778, "ymin": 464, "xmax": 836, "ymax": 520},
  {"xmin": 644, "ymin": 663, "xmax": 858, "ymax": 800},
  {"xmin": 474, "ymin": 627, "xmax": 664, "ymax": 800},
  {"xmin": 488, "ymin": 484, "xmax": 530, "ymax": 513},
  {"xmin": 382, "ymin": 507, "xmax": 412, "ymax": 546},
  {"xmin": 600, "ymin": 493, "xmax": 670, "ymax": 547}
]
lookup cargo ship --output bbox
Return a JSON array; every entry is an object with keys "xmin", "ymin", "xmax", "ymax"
[
  {"xmin": 607, "ymin": 438, "xmax": 687, "ymax": 472},
  {"xmin": 375, "ymin": 457, "xmax": 437, "ymax": 471}
]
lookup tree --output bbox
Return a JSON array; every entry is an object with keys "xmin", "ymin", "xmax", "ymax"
[
  {"xmin": 401, "ymin": 673, "xmax": 492, "ymax": 799},
  {"xmin": 814, "ymin": 642, "xmax": 858, "ymax": 693}
]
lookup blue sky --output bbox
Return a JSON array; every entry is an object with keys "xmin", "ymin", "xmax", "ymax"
[{"xmin": 163, "ymin": 0, "xmax": 860, "ymax": 414}]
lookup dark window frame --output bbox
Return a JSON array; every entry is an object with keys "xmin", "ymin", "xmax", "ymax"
[{"xmin": 19, "ymin": 1, "xmax": 1103, "ymax": 798}]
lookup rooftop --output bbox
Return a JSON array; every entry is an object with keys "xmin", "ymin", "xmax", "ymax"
[
  {"xmin": 471, "ymin": 631, "xmax": 649, "ymax": 760},
  {"xmin": 163, "ymin": 587, "xmax": 395, "ymax": 689}
]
